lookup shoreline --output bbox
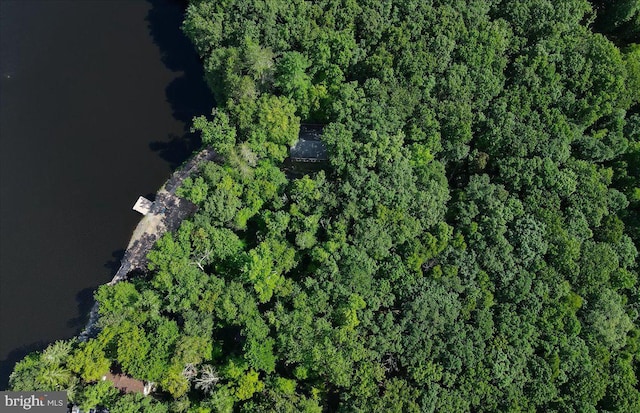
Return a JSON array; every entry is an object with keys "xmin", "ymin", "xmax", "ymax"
[{"xmin": 79, "ymin": 147, "xmax": 218, "ymax": 340}]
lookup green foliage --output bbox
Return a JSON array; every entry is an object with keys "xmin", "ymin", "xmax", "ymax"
[
  {"xmin": 191, "ymin": 110, "xmax": 236, "ymax": 157},
  {"xmin": 244, "ymin": 238, "xmax": 296, "ymax": 303},
  {"xmin": 9, "ymin": 342, "xmax": 75, "ymax": 392},
  {"xmin": 232, "ymin": 369, "xmax": 264, "ymax": 401},
  {"xmin": 67, "ymin": 340, "xmax": 110, "ymax": 382},
  {"xmin": 116, "ymin": 323, "xmax": 151, "ymax": 377},
  {"xmin": 75, "ymin": 381, "xmax": 118, "ymax": 412},
  {"xmin": 204, "ymin": 386, "xmax": 235, "ymax": 413},
  {"xmin": 178, "ymin": 176, "xmax": 209, "ymax": 205},
  {"xmin": 584, "ymin": 288, "xmax": 634, "ymax": 350},
  {"xmin": 110, "ymin": 393, "xmax": 169, "ymax": 413},
  {"xmin": 230, "ymin": 94, "xmax": 301, "ymax": 162},
  {"xmin": 275, "ymin": 51, "xmax": 328, "ymax": 119},
  {"xmin": 40, "ymin": 340, "xmax": 73, "ymax": 366},
  {"xmin": 95, "ymin": 281, "xmax": 143, "ymax": 326},
  {"xmin": 160, "ymin": 363, "xmax": 190, "ymax": 399}
]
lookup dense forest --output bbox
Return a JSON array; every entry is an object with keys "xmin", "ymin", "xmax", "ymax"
[{"xmin": 9, "ymin": 0, "xmax": 640, "ymax": 411}]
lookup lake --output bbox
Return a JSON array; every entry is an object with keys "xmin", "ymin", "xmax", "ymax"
[{"xmin": 0, "ymin": 0, "xmax": 212, "ymax": 388}]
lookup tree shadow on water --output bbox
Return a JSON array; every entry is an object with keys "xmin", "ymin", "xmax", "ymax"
[
  {"xmin": 145, "ymin": 0, "xmax": 215, "ymax": 169},
  {"xmin": 66, "ymin": 287, "xmax": 98, "ymax": 331},
  {"xmin": 149, "ymin": 132, "xmax": 202, "ymax": 169},
  {"xmin": 104, "ymin": 248, "xmax": 125, "ymax": 275}
]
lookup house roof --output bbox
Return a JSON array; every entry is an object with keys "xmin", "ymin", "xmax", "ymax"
[
  {"xmin": 103, "ymin": 372, "xmax": 145, "ymax": 394},
  {"xmin": 299, "ymin": 124, "xmax": 324, "ymax": 141},
  {"xmin": 290, "ymin": 139, "xmax": 328, "ymax": 160},
  {"xmin": 290, "ymin": 124, "xmax": 328, "ymax": 161}
]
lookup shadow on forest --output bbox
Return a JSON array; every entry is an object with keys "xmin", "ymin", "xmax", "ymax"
[{"xmin": 145, "ymin": 0, "xmax": 215, "ymax": 169}]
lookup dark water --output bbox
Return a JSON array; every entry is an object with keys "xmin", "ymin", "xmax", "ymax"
[{"xmin": 0, "ymin": 0, "xmax": 212, "ymax": 388}]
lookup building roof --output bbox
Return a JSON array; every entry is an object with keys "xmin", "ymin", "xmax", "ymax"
[
  {"xmin": 290, "ymin": 124, "xmax": 328, "ymax": 161},
  {"xmin": 290, "ymin": 139, "xmax": 328, "ymax": 161},
  {"xmin": 103, "ymin": 372, "xmax": 146, "ymax": 394},
  {"xmin": 299, "ymin": 124, "xmax": 323, "ymax": 141}
]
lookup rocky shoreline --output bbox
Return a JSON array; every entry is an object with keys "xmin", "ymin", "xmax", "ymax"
[{"xmin": 79, "ymin": 147, "xmax": 217, "ymax": 340}]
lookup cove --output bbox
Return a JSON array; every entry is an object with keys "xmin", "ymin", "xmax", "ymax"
[{"xmin": 0, "ymin": 0, "xmax": 213, "ymax": 388}]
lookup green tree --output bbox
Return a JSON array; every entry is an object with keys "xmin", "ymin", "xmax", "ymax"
[
  {"xmin": 67, "ymin": 340, "xmax": 110, "ymax": 382},
  {"xmin": 110, "ymin": 393, "xmax": 169, "ymax": 413},
  {"xmin": 75, "ymin": 381, "xmax": 118, "ymax": 412},
  {"xmin": 191, "ymin": 110, "xmax": 236, "ymax": 157}
]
